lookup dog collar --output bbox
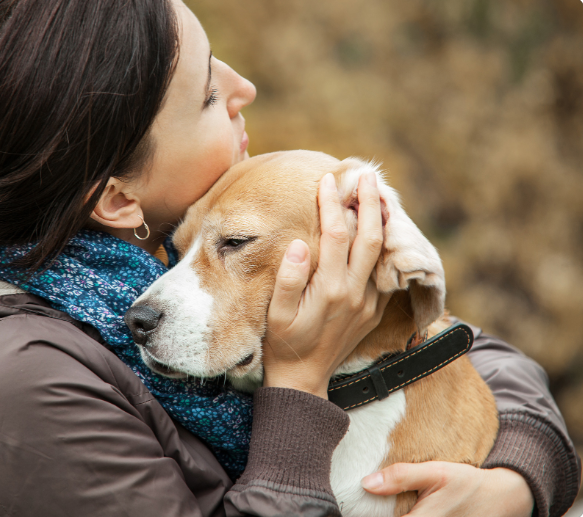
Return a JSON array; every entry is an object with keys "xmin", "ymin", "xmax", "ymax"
[{"xmin": 327, "ymin": 323, "xmax": 474, "ymax": 411}]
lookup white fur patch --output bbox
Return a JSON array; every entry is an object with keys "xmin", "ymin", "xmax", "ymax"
[
  {"xmin": 134, "ymin": 237, "xmax": 215, "ymax": 376},
  {"xmin": 331, "ymin": 390, "xmax": 406, "ymax": 517}
]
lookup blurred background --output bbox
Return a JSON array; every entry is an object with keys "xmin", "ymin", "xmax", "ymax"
[{"xmin": 188, "ymin": 0, "xmax": 582, "ymax": 503}]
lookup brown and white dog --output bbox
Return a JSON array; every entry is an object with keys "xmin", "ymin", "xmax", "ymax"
[{"xmin": 128, "ymin": 150, "xmax": 498, "ymax": 517}]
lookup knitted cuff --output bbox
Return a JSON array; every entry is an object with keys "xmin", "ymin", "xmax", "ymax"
[
  {"xmin": 482, "ymin": 411, "xmax": 582, "ymax": 517},
  {"xmin": 238, "ymin": 387, "xmax": 350, "ymax": 497}
]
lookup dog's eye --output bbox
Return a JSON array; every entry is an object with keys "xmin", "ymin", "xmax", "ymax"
[
  {"xmin": 224, "ymin": 238, "xmax": 247, "ymax": 248},
  {"xmin": 218, "ymin": 237, "xmax": 256, "ymax": 254}
]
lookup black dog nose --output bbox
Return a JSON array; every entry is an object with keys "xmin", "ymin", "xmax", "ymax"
[{"xmin": 124, "ymin": 305, "xmax": 162, "ymax": 345}]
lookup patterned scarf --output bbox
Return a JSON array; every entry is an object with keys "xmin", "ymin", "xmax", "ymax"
[{"xmin": 0, "ymin": 229, "xmax": 252, "ymax": 479}]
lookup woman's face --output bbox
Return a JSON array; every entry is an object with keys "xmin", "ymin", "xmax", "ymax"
[{"xmin": 134, "ymin": 0, "xmax": 256, "ymax": 232}]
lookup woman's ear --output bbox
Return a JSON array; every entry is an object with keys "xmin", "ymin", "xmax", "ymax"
[{"xmin": 90, "ymin": 177, "xmax": 143, "ymax": 230}]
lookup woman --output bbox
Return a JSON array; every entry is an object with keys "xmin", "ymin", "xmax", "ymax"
[{"xmin": 0, "ymin": 0, "xmax": 579, "ymax": 516}]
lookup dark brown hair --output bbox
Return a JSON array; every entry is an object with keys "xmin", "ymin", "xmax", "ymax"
[{"xmin": 0, "ymin": 0, "xmax": 179, "ymax": 269}]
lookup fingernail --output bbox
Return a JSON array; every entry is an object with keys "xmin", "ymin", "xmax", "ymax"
[
  {"xmin": 366, "ymin": 172, "xmax": 377, "ymax": 188},
  {"xmin": 285, "ymin": 240, "xmax": 307, "ymax": 263},
  {"xmin": 361, "ymin": 472, "xmax": 383, "ymax": 490},
  {"xmin": 323, "ymin": 173, "xmax": 337, "ymax": 191}
]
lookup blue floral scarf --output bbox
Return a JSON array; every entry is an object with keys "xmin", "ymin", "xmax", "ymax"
[{"xmin": 0, "ymin": 229, "xmax": 252, "ymax": 479}]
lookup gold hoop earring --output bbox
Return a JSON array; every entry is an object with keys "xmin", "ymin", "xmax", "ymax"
[{"xmin": 133, "ymin": 215, "xmax": 150, "ymax": 241}]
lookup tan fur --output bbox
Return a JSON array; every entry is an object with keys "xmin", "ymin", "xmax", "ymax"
[
  {"xmin": 172, "ymin": 151, "xmax": 338, "ymax": 380},
  {"xmin": 342, "ymin": 306, "xmax": 498, "ymax": 515},
  {"xmin": 167, "ymin": 150, "xmax": 498, "ymax": 516}
]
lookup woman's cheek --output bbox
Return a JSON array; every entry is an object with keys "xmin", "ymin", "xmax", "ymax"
[{"xmin": 203, "ymin": 134, "xmax": 235, "ymax": 175}]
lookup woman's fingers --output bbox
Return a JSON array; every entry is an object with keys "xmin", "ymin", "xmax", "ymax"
[
  {"xmin": 361, "ymin": 462, "xmax": 534, "ymax": 517},
  {"xmin": 361, "ymin": 462, "xmax": 439, "ymax": 496},
  {"xmin": 316, "ymin": 173, "xmax": 350, "ymax": 279},
  {"xmin": 315, "ymin": 171, "xmax": 383, "ymax": 298},
  {"xmin": 268, "ymin": 239, "xmax": 311, "ymax": 329},
  {"xmin": 348, "ymin": 172, "xmax": 384, "ymax": 284}
]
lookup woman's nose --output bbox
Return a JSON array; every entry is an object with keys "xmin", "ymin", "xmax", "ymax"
[
  {"xmin": 225, "ymin": 67, "xmax": 257, "ymax": 119},
  {"xmin": 124, "ymin": 305, "xmax": 162, "ymax": 345}
]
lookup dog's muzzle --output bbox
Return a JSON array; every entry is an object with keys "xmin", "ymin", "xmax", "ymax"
[{"xmin": 124, "ymin": 305, "xmax": 162, "ymax": 345}]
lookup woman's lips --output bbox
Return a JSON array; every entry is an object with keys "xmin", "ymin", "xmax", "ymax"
[{"xmin": 240, "ymin": 131, "xmax": 249, "ymax": 153}]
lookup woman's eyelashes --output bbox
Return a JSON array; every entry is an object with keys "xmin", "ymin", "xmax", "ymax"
[{"xmin": 204, "ymin": 86, "xmax": 219, "ymax": 107}]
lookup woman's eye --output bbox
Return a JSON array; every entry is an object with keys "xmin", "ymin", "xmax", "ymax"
[{"xmin": 204, "ymin": 87, "xmax": 219, "ymax": 107}]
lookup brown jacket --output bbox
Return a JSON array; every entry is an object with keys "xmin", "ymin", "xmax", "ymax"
[{"xmin": 0, "ymin": 288, "xmax": 580, "ymax": 517}]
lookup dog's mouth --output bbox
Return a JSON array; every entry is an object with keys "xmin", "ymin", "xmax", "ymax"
[{"xmin": 140, "ymin": 348, "xmax": 187, "ymax": 379}]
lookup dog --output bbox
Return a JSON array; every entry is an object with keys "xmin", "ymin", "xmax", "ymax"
[{"xmin": 125, "ymin": 150, "xmax": 499, "ymax": 517}]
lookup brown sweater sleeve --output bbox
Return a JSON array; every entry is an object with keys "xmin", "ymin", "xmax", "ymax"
[
  {"xmin": 0, "ymin": 304, "xmax": 350, "ymax": 517},
  {"xmin": 225, "ymin": 388, "xmax": 350, "ymax": 517},
  {"xmin": 464, "ymin": 323, "xmax": 582, "ymax": 517}
]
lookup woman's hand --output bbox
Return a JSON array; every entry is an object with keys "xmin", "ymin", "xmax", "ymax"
[
  {"xmin": 361, "ymin": 462, "xmax": 534, "ymax": 517},
  {"xmin": 263, "ymin": 172, "xmax": 389, "ymax": 398}
]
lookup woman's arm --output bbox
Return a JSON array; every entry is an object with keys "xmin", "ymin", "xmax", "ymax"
[
  {"xmin": 469, "ymin": 325, "xmax": 582, "ymax": 517},
  {"xmin": 225, "ymin": 388, "xmax": 349, "ymax": 516},
  {"xmin": 0, "ymin": 314, "xmax": 352, "ymax": 517},
  {"xmin": 361, "ymin": 324, "xmax": 582, "ymax": 517}
]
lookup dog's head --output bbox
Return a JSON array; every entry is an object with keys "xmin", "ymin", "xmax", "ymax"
[{"xmin": 125, "ymin": 150, "xmax": 445, "ymax": 390}]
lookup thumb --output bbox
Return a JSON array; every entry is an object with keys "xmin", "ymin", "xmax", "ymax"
[
  {"xmin": 268, "ymin": 240, "xmax": 310, "ymax": 328},
  {"xmin": 361, "ymin": 462, "xmax": 442, "ymax": 496}
]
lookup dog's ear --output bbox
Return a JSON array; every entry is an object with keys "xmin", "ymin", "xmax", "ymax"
[{"xmin": 336, "ymin": 158, "xmax": 445, "ymax": 332}]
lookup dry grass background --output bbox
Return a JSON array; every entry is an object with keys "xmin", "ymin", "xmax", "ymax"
[{"xmin": 187, "ymin": 0, "xmax": 583, "ymax": 494}]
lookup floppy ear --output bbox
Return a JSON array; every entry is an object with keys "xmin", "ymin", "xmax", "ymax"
[{"xmin": 337, "ymin": 158, "xmax": 445, "ymax": 332}]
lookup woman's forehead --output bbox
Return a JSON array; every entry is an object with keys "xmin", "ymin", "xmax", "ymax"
[
  {"xmin": 173, "ymin": 0, "xmax": 210, "ymax": 61},
  {"xmin": 156, "ymin": 1, "xmax": 210, "ymax": 116}
]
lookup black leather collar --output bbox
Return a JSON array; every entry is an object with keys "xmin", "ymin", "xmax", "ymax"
[{"xmin": 327, "ymin": 323, "xmax": 474, "ymax": 411}]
